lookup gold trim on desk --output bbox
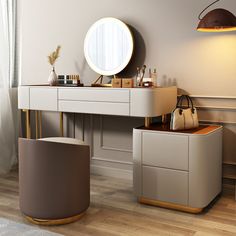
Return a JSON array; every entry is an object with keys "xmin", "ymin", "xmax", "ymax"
[{"xmin": 139, "ymin": 197, "xmax": 203, "ymax": 214}]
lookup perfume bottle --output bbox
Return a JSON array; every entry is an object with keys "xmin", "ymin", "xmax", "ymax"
[
  {"xmin": 151, "ymin": 68, "xmax": 157, "ymax": 87},
  {"xmin": 135, "ymin": 67, "xmax": 141, "ymax": 87}
]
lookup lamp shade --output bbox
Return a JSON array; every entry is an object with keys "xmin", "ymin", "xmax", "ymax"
[{"xmin": 197, "ymin": 8, "xmax": 236, "ymax": 32}]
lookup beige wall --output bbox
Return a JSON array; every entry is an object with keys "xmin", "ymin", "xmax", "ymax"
[
  {"xmin": 19, "ymin": 0, "xmax": 236, "ymax": 178},
  {"xmin": 19, "ymin": 0, "xmax": 236, "ymax": 96}
]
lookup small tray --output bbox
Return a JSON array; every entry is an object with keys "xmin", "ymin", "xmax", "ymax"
[{"xmin": 57, "ymin": 83, "xmax": 84, "ymax": 87}]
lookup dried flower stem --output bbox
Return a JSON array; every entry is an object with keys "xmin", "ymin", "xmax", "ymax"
[{"xmin": 48, "ymin": 45, "xmax": 61, "ymax": 66}]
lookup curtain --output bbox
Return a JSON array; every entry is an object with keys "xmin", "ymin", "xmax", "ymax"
[{"xmin": 0, "ymin": 0, "xmax": 17, "ymax": 174}]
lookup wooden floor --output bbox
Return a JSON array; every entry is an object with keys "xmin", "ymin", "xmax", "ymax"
[{"xmin": 1, "ymin": 171, "xmax": 236, "ymax": 236}]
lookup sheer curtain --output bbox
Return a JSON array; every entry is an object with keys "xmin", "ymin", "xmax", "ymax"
[{"xmin": 0, "ymin": 0, "xmax": 17, "ymax": 174}]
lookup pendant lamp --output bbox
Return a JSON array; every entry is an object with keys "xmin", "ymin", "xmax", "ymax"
[{"xmin": 197, "ymin": 0, "xmax": 236, "ymax": 32}]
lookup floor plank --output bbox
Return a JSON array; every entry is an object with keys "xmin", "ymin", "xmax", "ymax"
[{"xmin": 0, "ymin": 171, "xmax": 236, "ymax": 236}]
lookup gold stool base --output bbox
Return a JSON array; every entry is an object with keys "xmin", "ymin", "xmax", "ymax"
[{"xmin": 24, "ymin": 212, "xmax": 85, "ymax": 226}]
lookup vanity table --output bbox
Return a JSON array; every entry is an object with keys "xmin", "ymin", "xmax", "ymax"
[
  {"xmin": 18, "ymin": 85, "xmax": 177, "ymax": 138},
  {"xmin": 18, "ymin": 17, "xmax": 179, "ymax": 139}
]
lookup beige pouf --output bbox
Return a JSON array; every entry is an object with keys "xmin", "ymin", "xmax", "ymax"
[{"xmin": 18, "ymin": 137, "xmax": 90, "ymax": 225}]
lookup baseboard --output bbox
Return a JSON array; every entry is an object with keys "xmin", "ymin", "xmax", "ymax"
[{"xmin": 91, "ymin": 164, "xmax": 133, "ymax": 180}]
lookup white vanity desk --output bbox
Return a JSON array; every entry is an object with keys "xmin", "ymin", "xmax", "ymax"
[{"xmin": 18, "ymin": 85, "xmax": 177, "ymax": 138}]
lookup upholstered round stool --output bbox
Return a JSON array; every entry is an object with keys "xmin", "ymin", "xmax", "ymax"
[{"xmin": 18, "ymin": 137, "xmax": 90, "ymax": 225}]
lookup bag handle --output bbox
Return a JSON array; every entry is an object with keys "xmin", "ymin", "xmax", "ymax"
[
  {"xmin": 176, "ymin": 95, "xmax": 190, "ymax": 108},
  {"xmin": 176, "ymin": 95, "xmax": 187, "ymax": 108},
  {"xmin": 175, "ymin": 95, "xmax": 195, "ymax": 114},
  {"xmin": 179, "ymin": 95, "xmax": 190, "ymax": 108},
  {"xmin": 174, "ymin": 95, "xmax": 186, "ymax": 115},
  {"xmin": 185, "ymin": 95, "xmax": 196, "ymax": 114}
]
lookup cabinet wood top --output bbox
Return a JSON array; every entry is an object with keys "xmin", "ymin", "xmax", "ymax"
[{"xmin": 136, "ymin": 124, "xmax": 222, "ymax": 135}]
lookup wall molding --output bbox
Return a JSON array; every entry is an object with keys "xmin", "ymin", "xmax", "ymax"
[
  {"xmin": 200, "ymin": 120, "xmax": 236, "ymax": 125},
  {"xmin": 189, "ymin": 95, "xmax": 236, "ymax": 100},
  {"xmin": 196, "ymin": 106, "xmax": 236, "ymax": 111},
  {"xmin": 100, "ymin": 145, "xmax": 132, "ymax": 153},
  {"xmin": 178, "ymin": 95, "xmax": 236, "ymax": 112},
  {"xmin": 99, "ymin": 116, "xmax": 132, "ymax": 153},
  {"xmin": 91, "ymin": 164, "xmax": 133, "ymax": 180},
  {"xmin": 92, "ymin": 156, "xmax": 133, "ymax": 166},
  {"xmin": 178, "ymin": 96, "xmax": 236, "ymax": 123}
]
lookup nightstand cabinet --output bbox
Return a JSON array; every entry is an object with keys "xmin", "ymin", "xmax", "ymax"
[{"xmin": 133, "ymin": 125, "xmax": 222, "ymax": 213}]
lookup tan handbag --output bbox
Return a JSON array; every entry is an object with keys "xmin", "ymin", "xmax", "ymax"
[{"xmin": 170, "ymin": 95, "xmax": 199, "ymax": 131}]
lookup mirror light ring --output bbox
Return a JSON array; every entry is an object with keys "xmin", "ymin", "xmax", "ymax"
[{"xmin": 84, "ymin": 17, "xmax": 134, "ymax": 76}]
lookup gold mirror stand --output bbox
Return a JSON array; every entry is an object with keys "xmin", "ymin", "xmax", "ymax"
[
  {"xmin": 91, "ymin": 75, "xmax": 103, "ymax": 87},
  {"xmin": 91, "ymin": 75, "xmax": 112, "ymax": 87}
]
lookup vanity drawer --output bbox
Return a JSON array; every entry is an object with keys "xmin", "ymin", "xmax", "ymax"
[
  {"xmin": 18, "ymin": 87, "xmax": 30, "ymax": 109},
  {"xmin": 58, "ymin": 88, "xmax": 130, "ymax": 103},
  {"xmin": 30, "ymin": 88, "xmax": 58, "ymax": 111},
  {"xmin": 142, "ymin": 132, "xmax": 189, "ymax": 171},
  {"xmin": 58, "ymin": 100, "xmax": 130, "ymax": 116},
  {"xmin": 142, "ymin": 166, "xmax": 188, "ymax": 206}
]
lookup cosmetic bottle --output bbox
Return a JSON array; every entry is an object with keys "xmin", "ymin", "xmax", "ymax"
[
  {"xmin": 135, "ymin": 68, "xmax": 141, "ymax": 87},
  {"xmin": 152, "ymin": 68, "xmax": 157, "ymax": 87},
  {"xmin": 133, "ymin": 76, "xmax": 138, "ymax": 87}
]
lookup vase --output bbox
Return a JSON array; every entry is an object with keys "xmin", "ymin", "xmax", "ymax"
[{"xmin": 48, "ymin": 67, "xmax": 58, "ymax": 86}]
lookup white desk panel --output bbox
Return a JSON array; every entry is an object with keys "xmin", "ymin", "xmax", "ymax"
[
  {"xmin": 58, "ymin": 88, "xmax": 130, "ymax": 103},
  {"xmin": 18, "ymin": 86, "xmax": 177, "ymax": 117},
  {"xmin": 59, "ymin": 100, "xmax": 130, "ymax": 116},
  {"xmin": 130, "ymin": 86, "xmax": 177, "ymax": 117},
  {"xmin": 18, "ymin": 87, "xmax": 30, "ymax": 109},
  {"xmin": 29, "ymin": 88, "xmax": 58, "ymax": 111}
]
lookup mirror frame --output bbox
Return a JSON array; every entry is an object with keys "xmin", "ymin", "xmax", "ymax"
[{"xmin": 84, "ymin": 17, "xmax": 134, "ymax": 76}]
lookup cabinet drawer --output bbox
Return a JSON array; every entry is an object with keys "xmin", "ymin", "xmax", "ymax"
[
  {"xmin": 142, "ymin": 166, "xmax": 188, "ymax": 205},
  {"xmin": 58, "ymin": 88, "xmax": 129, "ymax": 103},
  {"xmin": 30, "ymin": 88, "xmax": 58, "ymax": 111},
  {"xmin": 142, "ymin": 132, "xmax": 189, "ymax": 171},
  {"xmin": 59, "ymin": 100, "xmax": 129, "ymax": 116}
]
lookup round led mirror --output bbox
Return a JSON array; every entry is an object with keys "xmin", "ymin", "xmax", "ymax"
[{"xmin": 84, "ymin": 17, "xmax": 134, "ymax": 76}]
